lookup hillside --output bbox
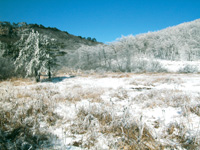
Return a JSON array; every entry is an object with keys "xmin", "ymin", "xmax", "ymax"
[
  {"xmin": 0, "ymin": 21, "xmax": 102, "ymax": 80},
  {"xmin": 0, "ymin": 21, "xmax": 101, "ymax": 50},
  {"xmin": 115, "ymin": 19, "xmax": 200, "ymax": 61},
  {"xmin": 64, "ymin": 19, "xmax": 200, "ymax": 72}
]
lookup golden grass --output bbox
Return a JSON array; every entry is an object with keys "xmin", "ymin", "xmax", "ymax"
[
  {"xmin": 151, "ymin": 77, "xmax": 183, "ymax": 85},
  {"xmin": 110, "ymin": 73, "xmax": 133, "ymax": 78},
  {"xmin": 190, "ymin": 104, "xmax": 200, "ymax": 116},
  {"xmin": 165, "ymin": 122, "xmax": 200, "ymax": 149},
  {"xmin": 9, "ymin": 77, "xmax": 35, "ymax": 86},
  {"xmin": 16, "ymin": 92, "xmax": 31, "ymax": 99},
  {"xmin": 63, "ymin": 86, "xmax": 104, "ymax": 103},
  {"xmin": 111, "ymin": 88, "xmax": 129, "ymax": 100},
  {"xmin": 1, "ymin": 72, "xmax": 199, "ymax": 149},
  {"xmin": 72, "ymin": 104, "xmax": 163, "ymax": 150},
  {"xmin": 130, "ymin": 80, "xmax": 154, "ymax": 87},
  {"xmin": 0, "ymin": 85, "xmax": 60, "ymax": 149},
  {"xmin": 129, "ymin": 76, "xmax": 183, "ymax": 88},
  {"xmin": 133, "ymin": 89, "xmax": 189, "ymax": 108}
]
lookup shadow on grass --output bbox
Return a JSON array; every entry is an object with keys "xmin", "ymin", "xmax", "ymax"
[
  {"xmin": 0, "ymin": 126, "xmax": 59, "ymax": 150},
  {"xmin": 41, "ymin": 75, "xmax": 76, "ymax": 83}
]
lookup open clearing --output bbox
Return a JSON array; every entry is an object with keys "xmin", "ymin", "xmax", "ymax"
[{"xmin": 1, "ymin": 73, "xmax": 200, "ymax": 149}]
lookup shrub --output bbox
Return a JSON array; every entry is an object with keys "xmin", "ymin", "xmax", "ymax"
[
  {"xmin": 131, "ymin": 60, "xmax": 167, "ymax": 73},
  {"xmin": 0, "ymin": 56, "xmax": 15, "ymax": 80},
  {"xmin": 178, "ymin": 64, "xmax": 199, "ymax": 73}
]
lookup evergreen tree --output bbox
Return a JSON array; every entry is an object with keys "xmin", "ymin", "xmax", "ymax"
[
  {"xmin": 39, "ymin": 35, "xmax": 60, "ymax": 80},
  {"xmin": 14, "ymin": 30, "xmax": 59, "ymax": 82}
]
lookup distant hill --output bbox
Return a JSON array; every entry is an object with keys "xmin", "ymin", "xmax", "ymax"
[
  {"xmin": 63, "ymin": 19, "xmax": 200, "ymax": 72},
  {"xmin": 0, "ymin": 21, "xmax": 101, "ymax": 50},
  {"xmin": 114, "ymin": 19, "xmax": 200, "ymax": 61}
]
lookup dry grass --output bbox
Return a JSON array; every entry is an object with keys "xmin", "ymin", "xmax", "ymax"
[
  {"xmin": 110, "ymin": 123, "xmax": 162, "ymax": 150},
  {"xmin": 80, "ymin": 72, "xmax": 135, "ymax": 79},
  {"xmin": 9, "ymin": 77, "xmax": 35, "ymax": 86},
  {"xmin": 63, "ymin": 86, "xmax": 104, "ymax": 103},
  {"xmin": 110, "ymin": 73, "xmax": 133, "ymax": 78},
  {"xmin": 110, "ymin": 87, "xmax": 129, "ymax": 100},
  {"xmin": 129, "ymin": 76, "xmax": 183, "ymax": 87},
  {"xmin": 133, "ymin": 89, "xmax": 190, "ymax": 108},
  {"xmin": 150, "ymin": 77, "xmax": 183, "ymax": 85},
  {"xmin": 1, "ymin": 73, "xmax": 200, "ymax": 149},
  {"xmin": 189, "ymin": 104, "xmax": 200, "ymax": 116},
  {"xmin": 0, "ymin": 84, "xmax": 60, "ymax": 149},
  {"xmin": 16, "ymin": 92, "xmax": 31, "ymax": 99},
  {"xmin": 70, "ymin": 103, "xmax": 163, "ymax": 150},
  {"xmin": 130, "ymin": 79, "xmax": 154, "ymax": 86},
  {"xmin": 164, "ymin": 122, "xmax": 200, "ymax": 149},
  {"xmin": 0, "ymin": 77, "xmax": 34, "ymax": 86}
]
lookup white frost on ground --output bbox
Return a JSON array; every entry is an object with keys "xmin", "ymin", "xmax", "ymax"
[
  {"xmin": 2, "ymin": 73, "xmax": 200, "ymax": 149},
  {"xmin": 158, "ymin": 60, "xmax": 200, "ymax": 72},
  {"xmin": 40, "ymin": 73, "xmax": 200, "ymax": 149}
]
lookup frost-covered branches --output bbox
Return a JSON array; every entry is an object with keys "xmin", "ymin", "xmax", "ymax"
[
  {"xmin": 60, "ymin": 19, "xmax": 200, "ymax": 72},
  {"xmin": 14, "ymin": 30, "xmax": 58, "ymax": 81}
]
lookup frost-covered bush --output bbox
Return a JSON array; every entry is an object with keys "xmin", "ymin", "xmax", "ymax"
[
  {"xmin": 131, "ymin": 60, "xmax": 167, "ymax": 73},
  {"xmin": 178, "ymin": 65, "xmax": 199, "ymax": 73},
  {"xmin": 0, "ymin": 55, "xmax": 27, "ymax": 80},
  {"xmin": 0, "ymin": 56, "xmax": 15, "ymax": 80}
]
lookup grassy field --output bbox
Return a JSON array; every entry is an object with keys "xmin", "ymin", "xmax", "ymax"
[{"xmin": 1, "ymin": 72, "xmax": 200, "ymax": 149}]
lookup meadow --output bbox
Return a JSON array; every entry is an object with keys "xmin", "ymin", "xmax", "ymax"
[{"xmin": 1, "ymin": 71, "xmax": 200, "ymax": 150}]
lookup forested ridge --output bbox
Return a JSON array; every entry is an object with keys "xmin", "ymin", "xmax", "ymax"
[
  {"xmin": 63, "ymin": 19, "xmax": 200, "ymax": 72},
  {"xmin": 1, "ymin": 19, "xmax": 200, "ymax": 80},
  {"xmin": 0, "ymin": 21, "xmax": 100, "ymax": 80}
]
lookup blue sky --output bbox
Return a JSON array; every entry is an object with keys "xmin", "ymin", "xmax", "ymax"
[{"xmin": 0, "ymin": 0, "xmax": 200, "ymax": 43}]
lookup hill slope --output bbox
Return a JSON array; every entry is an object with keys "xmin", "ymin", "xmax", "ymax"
[
  {"xmin": 0, "ymin": 21, "xmax": 101, "ymax": 50},
  {"xmin": 115, "ymin": 19, "xmax": 200, "ymax": 60},
  {"xmin": 63, "ymin": 19, "xmax": 200, "ymax": 72},
  {"xmin": 0, "ymin": 21, "xmax": 102, "ymax": 79}
]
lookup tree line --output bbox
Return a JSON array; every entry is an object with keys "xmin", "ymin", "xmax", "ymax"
[{"xmin": 61, "ymin": 20, "xmax": 200, "ymax": 72}]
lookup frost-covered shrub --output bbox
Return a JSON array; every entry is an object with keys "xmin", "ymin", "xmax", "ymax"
[
  {"xmin": 178, "ymin": 65, "xmax": 199, "ymax": 73},
  {"xmin": 0, "ymin": 56, "xmax": 15, "ymax": 80},
  {"xmin": 148, "ymin": 61, "xmax": 167, "ymax": 72},
  {"xmin": 131, "ymin": 60, "xmax": 167, "ymax": 73}
]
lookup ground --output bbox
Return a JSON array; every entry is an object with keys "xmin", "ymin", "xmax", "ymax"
[{"xmin": 1, "ymin": 72, "xmax": 200, "ymax": 149}]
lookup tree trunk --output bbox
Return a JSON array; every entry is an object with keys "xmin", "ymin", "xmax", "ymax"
[
  {"xmin": 48, "ymin": 63, "xmax": 51, "ymax": 80},
  {"xmin": 35, "ymin": 69, "xmax": 40, "ymax": 82},
  {"xmin": 126, "ymin": 49, "xmax": 131, "ymax": 72}
]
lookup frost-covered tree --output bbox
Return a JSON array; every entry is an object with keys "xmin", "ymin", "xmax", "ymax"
[
  {"xmin": 15, "ymin": 30, "xmax": 58, "ymax": 82},
  {"xmin": 58, "ymin": 19, "xmax": 200, "ymax": 72},
  {"xmin": 39, "ymin": 35, "xmax": 60, "ymax": 80}
]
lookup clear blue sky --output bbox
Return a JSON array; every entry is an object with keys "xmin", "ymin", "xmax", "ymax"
[{"xmin": 0, "ymin": 0, "xmax": 200, "ymax": 43}]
